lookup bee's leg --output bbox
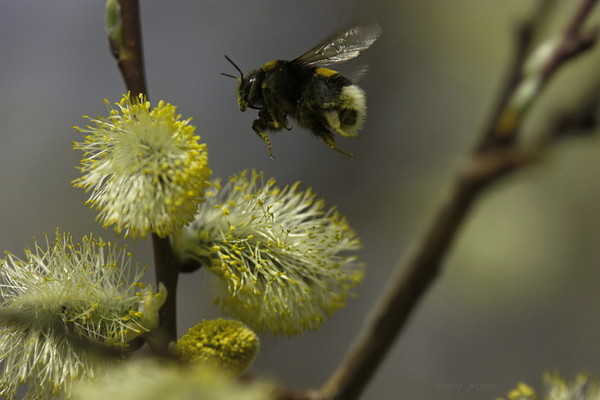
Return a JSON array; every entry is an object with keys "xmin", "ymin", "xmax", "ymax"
[
  {"xmin": 323, "ymin": 110, "xmax": 358, "ymax": 138},
  {"xmin": 252, "ymin": 110, "xmax": 275, "ymax": 158},
  {"xmin": 313, "ymin": 126, "xmax": 354, "ymax": 157}
]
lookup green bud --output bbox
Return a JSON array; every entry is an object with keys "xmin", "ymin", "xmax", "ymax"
[
  {"xmin": 105, "ymin": 0, "xmax": 122, "ymax": 44},
  {"xmin": 176, "ymin": 318, "xmax": 260, "ymax": 375}
]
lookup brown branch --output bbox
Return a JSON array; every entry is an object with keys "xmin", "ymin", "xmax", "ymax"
[
  {"xmin": 110, "ymin": 0, "xmax": 178, "ymax": 348},
  {"xmin": 482, "ymin": 0, "xmax": 598, "ymax": 150},
  {"xmin": 150, "ymin": 234, "xmax": 180, "ymax": 348},
  {"xmin": 319, "ymin": 150, "xmax": 535, "ymax": 400},
  {"xmin": 550, "ymin": 82, "xmax": 600, "ymax": 140},
  {"xmin": 477, "ymin": 0, "xmax": 549, "ymax": 151},
  {"xmin": 114, "ymin": 0, "xmax": 147, "ymax": 97},
  {"xmin": 317, "ymin": 1, "xmax": 598, "ymax": 399}
]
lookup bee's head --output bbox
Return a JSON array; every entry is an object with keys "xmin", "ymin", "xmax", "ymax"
[{"xmin": 222, "ymin": 55, "xmax": 264, "ymax": 112}]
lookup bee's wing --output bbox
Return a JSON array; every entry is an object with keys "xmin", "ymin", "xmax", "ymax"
[{"xmin": 292, "ymin": 24, "xmax": 382, "ymax": 67}]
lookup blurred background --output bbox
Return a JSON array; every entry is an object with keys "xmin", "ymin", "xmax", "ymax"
[{"xmin": 1, "ymin": 1, "xmax": 600, "ymax": 399}]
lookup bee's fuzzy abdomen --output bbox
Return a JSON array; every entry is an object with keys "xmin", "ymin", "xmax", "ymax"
[{"xmin": 338, "ymin": 84, "xmax": 366, "ymax": 134}]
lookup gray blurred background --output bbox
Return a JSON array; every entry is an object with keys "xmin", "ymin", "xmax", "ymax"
[{"xmin": 1, "ymin": 1, "xmax": 600, "ymax": 399}]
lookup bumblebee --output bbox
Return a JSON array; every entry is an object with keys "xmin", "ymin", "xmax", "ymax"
[{"xmin": 222, "ymin": 24, "xmax": 381, "ymax": 157}]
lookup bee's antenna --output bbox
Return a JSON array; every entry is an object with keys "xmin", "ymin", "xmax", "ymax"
[{"xmin": 221, "ymin": 55, "xmax": 244, "ymax": 80}]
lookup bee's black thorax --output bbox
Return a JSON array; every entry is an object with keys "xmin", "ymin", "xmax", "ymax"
[{"xmin": 261, "ymin": 60, "xmax": 314, "ymax": 112}]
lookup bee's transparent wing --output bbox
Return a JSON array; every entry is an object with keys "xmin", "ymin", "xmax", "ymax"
[{"xmin": 292, "ymin": 24, "xmax": 382, "ymax": 66}]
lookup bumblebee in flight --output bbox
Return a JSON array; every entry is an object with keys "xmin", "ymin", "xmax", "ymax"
[{"xmin": 222, "ymin": 24, "xmax": 382, "ymax": 157}]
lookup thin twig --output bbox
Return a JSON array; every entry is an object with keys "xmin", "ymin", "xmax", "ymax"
[
  {"xmin": 115, "ymin": 0, "xmax": 147, "ymax": 97},
  {"xmin": 319, "ymin": 1, "xmax": 598, "ymax": 399},
  {"xmin": 112, "ymin": 0, "xmax": 179, "ymax": 347},
  {"xmin": 477, "ymin": 0, "xmax": 555, "ymax": 151},
  {"xmin": 483, "ymin": 0, "xmax": 598, "ymax": 149},
  {"xmin": 550, "ymin": 82, "xmax": 600, "ymax": 140}
]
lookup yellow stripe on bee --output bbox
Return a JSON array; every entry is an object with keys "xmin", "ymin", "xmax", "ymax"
[
  {"xmin": 315, "ymin": 67, "xmax": 338, "ymax": 77},
  {"xmin": 261, "ymin": 60, "xmax": 278, "ymax": 71}
]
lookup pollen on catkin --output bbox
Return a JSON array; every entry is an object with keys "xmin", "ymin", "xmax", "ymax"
[
  {"xmin": 73, "ymin": 93, "xmax": 212, "ymax": 238},
  {"xmin": 0, "ymin": 231, "xmax": 162, "ymax": 399},
  {"xmin": 171, "ymin": 169, "xmax": 364, "ymax": 336},
  {"xmin": 499, "ymin": 372, "xmax": 600, "ymax": 400},
  {"xmin": 176, "ymin": 318, "xmax": 259, "ymax": 375}
]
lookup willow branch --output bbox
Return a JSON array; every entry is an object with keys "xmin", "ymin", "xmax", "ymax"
[
  {"xmin": 319, "ymin": 1, "xmax": 598, "ymax": 399},
  {"xmin": 113, "ymin": 0, "xmax": 147, "ymax": 97},
  {"xmin": 110, "ymin": 0, "xmax": 178, "ymax": 347},
  {"xmin": 319, "ymin": 150, "xmax": 535, "ymax": 400},
  {"xmin": 151, "ymin": 234, "xmax": 180, "ymax": 349},
  {"xmin": 481, "ymin": 0, "xmax": 598, "ymax": 150}
]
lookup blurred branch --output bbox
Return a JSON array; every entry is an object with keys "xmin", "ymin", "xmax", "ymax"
[
  {"xmin": 316, "ymin": 1, "xmax": 598, "ymax": 400},
  {"xmin": 317, "ymin": 149, "xmax": 538, "ymax": 400},
  {"xmin": 549, "ymin": 81, "xmax": 600, "ymax": 141},
  {"xmin": 477, "ymin": 0, "xmax": 557, "ymax": 151},
  {"xmin": 481, "ymin": 0, "xmax": 599, "ymax": 150}
]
